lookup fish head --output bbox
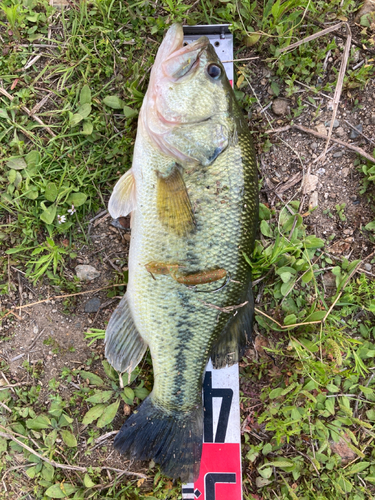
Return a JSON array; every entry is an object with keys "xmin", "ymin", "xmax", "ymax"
[{"xmin": 141, "ymin": 24, "xmax": 234, "ymax": 165}]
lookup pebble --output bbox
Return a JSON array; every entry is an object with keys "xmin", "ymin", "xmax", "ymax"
[
  {"xmin": 309, "ymin": 191, "xmax": 319, "ymax": 210},
  {"xmin": 75, "ymin": 264, "xmax": 100, "ymax": 281},
  {"xmin": 336, "ymin": 126, "xmax": 346, "ymax": 137},
  {"xmin": 272, "ymin": 98, "xmax": 289, "ymax": 116},
  {"xmin": 333, "ymin": 151, "xmax": 344, "ymax": 158},
  {"xmin": 364, "ymin": 263, "xmax": 372, "ymax": 271},
  {"xmin": 84, "ymin": 297, "xmax": 101, "ymax": 313},
  {"xmin": 349, "ymin": 124, "xmax": 363, "ymax": 139},
  {"xmin": 316, "ymin": 123, "xmax": 327, "ymax": 135},
  {"xmin": 317, "ymin": 168, "xmax": 326, "ymax": 175},
  {"xmin": 342, "ymin": 167, "xmax": 350, "ymax": 177},
  {"xmin": 371, "ymin": 114, "xmax": 375, "ymax": 124},
  {"xmin": 311, "ymin": 142, "xmax": 318, "ymax": 150},
  {"xmin": 325, "ymin": 119, "xmax": 340, "ymax": 128}
]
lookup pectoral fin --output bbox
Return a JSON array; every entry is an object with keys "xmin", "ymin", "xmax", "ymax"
[
  {"xmin": 157, "ymin": 166, "xmax": 195, "ymax": 236},
  {"xmin": 108, "ymin": 169, "xmax": 136, "ymax": 219}
]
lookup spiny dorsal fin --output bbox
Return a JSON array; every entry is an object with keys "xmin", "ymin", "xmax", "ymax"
[
  {"xmin": 108, "ymin": 168, "xmax": 136, "ymax": 219},
  {"xmin": 105, "ymin": 294, "xmax": 147, "ymax": 374},
  {"xmin": 157, "ymin": 166, "xmax": 195, "ymax": 236}
]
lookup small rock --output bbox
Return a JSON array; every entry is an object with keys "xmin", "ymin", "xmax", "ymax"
[
  {"xmin": 317, "ymin": 168, "xmax": 326, "ymax": 175},
  {"xmin": 316, "ymin": 123, "xmax": 327, "ymax": 136},
  {"xmin": 309, "ymin": 191, "xmax": 319, "ymax": 210},
  {"xmin": 349, "ymin": 124, "xmax": 363, "ymax": 139},
  {"xmin": 325, "ymin": 119, "xmax": 340, "ymax": 128},
  {"xmin": 364, "ymin": 263, "xmax": 372, "ymax": 272},
  {"xmin": 336, "ymin": 126, "xmax": 346, "ymax": 137},
  {"xmin": 75, "ymin": 265, "xmax": 100, "ymax": 281},
  {"xmin": 342, "ymin": 167, "xmax": 350, "ymax": 178},
  {"xmin": 371, "ymin": 114, "xmax": 375, "ymax": 125},
  {"xmin": 272, "ymin": 98, "xmax": 289, "ymax": 116},
  {"xmin": 310, "ymin": 142, "xmax": 318, "ymax": 150},
  {"xmin": 333, "ymin": 151, "xmax": 344, "ymax": 158},
  {"xmin": 84, "ymin": 297, "xmax": 101, "ymax": 313}
]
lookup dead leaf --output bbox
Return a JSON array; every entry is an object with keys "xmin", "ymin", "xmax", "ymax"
[
  {"xmin": 275, "ymin": 172, "xmax": 303, "ymax": 194},
  {"xmin": 254, "ymin": 335, "xmax": 270, "ymax": 358},
  {"xmin": 329, "ymin": 239, "xmax": 353, "ymax": 255},
  {"xmin": 302, "ymin": 174, "xmax": 318, "ymax": 194},
  {"xmin": 123, "ymin": 403, "xmax": 131, "ymax": 416},
  {"xmin": 236, "ymin": 74, "xmax": 244, "ymax": 88},
  {"xmin": 330, "ymin": 434, "xmax": 357, "ymax": 464}
]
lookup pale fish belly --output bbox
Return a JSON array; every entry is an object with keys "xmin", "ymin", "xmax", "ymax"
[{"xmin": 126, "ymin": 134, "xmax": 253, "ymax": 412}]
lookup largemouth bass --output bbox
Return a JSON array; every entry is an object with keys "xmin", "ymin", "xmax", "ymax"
[{"xmin": 105, "ymin": 23, "xmax": 258, "ymax": 482}]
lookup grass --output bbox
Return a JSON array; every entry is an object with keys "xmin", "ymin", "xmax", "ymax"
[{"xmin": 0, "ymin": 0, "xmax": 375, "ymax": 499}]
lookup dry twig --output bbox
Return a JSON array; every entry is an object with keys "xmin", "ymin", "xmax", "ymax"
[{"xmin": 323, "ymin": 23, "xmax": 351, "ymax": 157}]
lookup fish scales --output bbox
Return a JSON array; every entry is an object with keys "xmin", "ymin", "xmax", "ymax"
[{"xmin": 105, "ymin": 23, "xmax": 258, "ymax": 482}]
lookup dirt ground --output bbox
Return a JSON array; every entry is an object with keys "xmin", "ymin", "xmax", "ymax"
[{"xmin": 1, "ymin": 41, "xmax": 375, "ymax": 487}]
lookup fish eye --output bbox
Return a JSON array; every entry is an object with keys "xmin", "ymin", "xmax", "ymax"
[{"xmin": 207, "ymin": 64, "xmax": 221, "ymax": 79}]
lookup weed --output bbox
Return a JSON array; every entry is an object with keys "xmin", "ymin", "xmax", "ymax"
[{"xmin": 335, "ymin": 203, "xmax": 347, "ymax": 222}]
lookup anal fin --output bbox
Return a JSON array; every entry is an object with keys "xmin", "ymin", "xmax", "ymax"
[
  {"xmin": 105, "ymin": 294, "xmax": 147, "ymax": 373},
  {"xmin": 157, "ymin": 166, "xmax": 195, "ymax": 236},
  {"xmin": 211, "ymin": 284, "xmax": 254, "ymax": 369}
]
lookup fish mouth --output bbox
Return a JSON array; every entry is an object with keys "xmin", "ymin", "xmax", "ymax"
[
  {"xmin": 162, "ymin": 40, "xmax": 209, "ymax": 80},
  {"xmin": 158, "ymin": 23, "xmax": 210, "ymax": 80}
]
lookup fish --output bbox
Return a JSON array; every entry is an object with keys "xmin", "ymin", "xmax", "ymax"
[{"xmin": 105, "ymin": 23, "xmax": 258, "ymax": 482}]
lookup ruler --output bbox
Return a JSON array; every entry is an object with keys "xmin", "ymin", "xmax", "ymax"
[{"xmin": 182, "ymin": 25, "xmax": 242, "ymax": 500}]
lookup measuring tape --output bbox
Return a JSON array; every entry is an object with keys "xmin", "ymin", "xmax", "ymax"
[{"xmin": 182, "ymin": 25, "xmax": 242, "ymax": 500}]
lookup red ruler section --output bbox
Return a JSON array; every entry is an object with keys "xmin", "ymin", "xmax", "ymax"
[{"xmin": 182, "ymin": 25, "xmax": 241, "ymax": 500}]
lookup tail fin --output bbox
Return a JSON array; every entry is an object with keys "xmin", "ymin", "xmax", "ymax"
[{"xmin": 114, "ymin": 396, "xmax": 203, "ymax": 482}]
